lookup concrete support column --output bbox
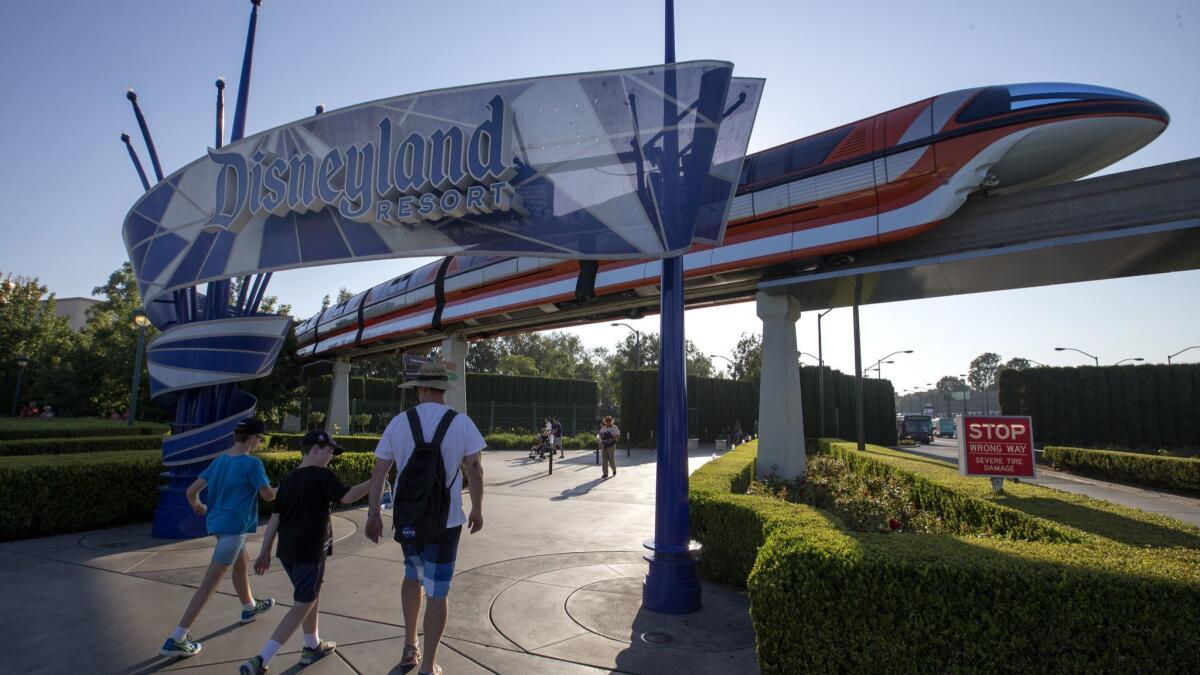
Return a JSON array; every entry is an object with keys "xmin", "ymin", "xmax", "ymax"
[
  {"xmin": 326, "ymin": 358, "xmax": 351, "ymax": 433},
  {"xmin": 756, "ymin": 292, "xmax": 807, "ymax": 479},
  {"xmin": 441, "ymin": 336, "xmax": 469, "ymax": 413}
]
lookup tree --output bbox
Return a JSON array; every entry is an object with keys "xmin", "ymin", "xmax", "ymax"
[
  {"xmin": 496, "ymin": 353, "xmax": 539, "ymax": 376},
  {"xmin": 730, "ymin": 332, "xmax": 762, "ymax": 381},
  {"xmin": 968, "ymin": 352, "xmax": 1003, "ymax": 414},
  {"xmin": 1003, "ymin": 357, "xmax": 1032, "ymax": 371},
  {"xmin": 71, "ymin": 264, "xmax": 159, "ymax": 417},
  {"xmin": 336, "ymin": 287, "xmax": 354, "ymax": 304},
  {"xmin": 0, "ymin": 273, "xmax": 80, "ymax": 413}
]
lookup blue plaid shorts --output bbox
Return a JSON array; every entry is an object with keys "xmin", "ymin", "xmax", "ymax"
[{"xmin": 401, "ymin": 525, "xmax": 462, "ymax": 598}]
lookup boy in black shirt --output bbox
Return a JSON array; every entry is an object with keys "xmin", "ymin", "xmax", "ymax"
[{"xmin": 239, "ymin": 430, "xmax": 371, "ymax": 674}]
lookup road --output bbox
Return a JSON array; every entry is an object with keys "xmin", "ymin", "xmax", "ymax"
[{"xmin": 894, "ymin": 437, "xmax": 1200, "ymax": 527}]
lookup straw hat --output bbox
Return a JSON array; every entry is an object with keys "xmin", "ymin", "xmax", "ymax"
[{"xmin": 400, "ymin": 360, "xmax": 453, "ymax": 390}]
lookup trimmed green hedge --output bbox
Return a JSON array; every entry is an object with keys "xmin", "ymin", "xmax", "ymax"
[
  {"xmin": 689, "ymin": 440, "xmax": 1200, "ymax": 673},
  {"xmin": 0, "ymin": 435, "xmax": 164, "ymax": 457},
  {"xmin": 998, "ymin": 363, "xmax": 1200, "ymax": 451},
  {"xmin": 1043, "ymin": 445, "xmax": 1200, "ymax": 496},
  {"xmin": 267, "ymin": 431, "xmax": 598, "ymax": 452},
  {"xmin": 620, "ymin": 367, "xmax": 897, "ymax": 444},
  {"xmin": 0, "ymin": 419, "xmax": 167, "ymax": 441},
  {"xmin": 0, "ymin": 451, "xmax": 377, "ymax": 542}
]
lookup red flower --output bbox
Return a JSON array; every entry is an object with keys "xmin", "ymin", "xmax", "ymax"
[{"xmin": 888, "ymin": 518, "xmax": 901, "ymax": 530}]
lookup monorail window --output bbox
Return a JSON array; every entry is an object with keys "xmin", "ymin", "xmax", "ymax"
[
  {"xmin": 742, "ymin": 126, "xmax": 853, "ymax": 186},
  {"xmin": 956, "ymin": 83, "xmax": 1148, "ymax": 123}
]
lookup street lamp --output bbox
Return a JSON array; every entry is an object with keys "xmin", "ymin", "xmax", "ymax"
[
  {"xmin": 1168, "ymin": 346, "xmax": 1200, "ymax": 365},
  {"xmin": 869, "ymin": 350, "xmax": 913, "ymax": 382},
  {"xmin": 129, "ymin": 309, "xmax": 150, "ymax": 426},
  {"xmin": 797, "ymin": 351, "xmax": 820, "ymax": 366},
  {"xmin": 1114, "ymin": 357, "xmax": 1144, "ymax": 366},
  {"xmin": 611, "ymin": 322, "xmax": 642, "ymax": 370},
  {"xmin": 865, "ymin": 360, "xmax": 894, "ymax": 378},
  {"xmin": 10, "ymin": 354, "xmax": 30, "ymax": 417},
  {"xmin": 1054, "ymin": 346, "xmax": 1099, "ymax": 366},
  {"xmin": 710, "ymin": 354, "xmax": 735, "ymax": 378},
  {"xmin": 1022, "ymin": 358, "xmax": 1046, "ymax": 367},
  {"xmin": 816, "ymin": 308, "xmax": 834, "ymax": 438}
]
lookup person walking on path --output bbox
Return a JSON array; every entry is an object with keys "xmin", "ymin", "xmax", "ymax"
[
  {"xmin": 551, "ymin": 416, "xmax": 564, "ymax": 458},
  {"xmin": 159, "ymin": 418, "xmax": 277, "ymax": 659},
  {"xmin": 365, "ymin": 361, "xmax": 486, "ymax": 675},
  {"xmin": 598, "ymin": 416, "xmax": 621, "ymax": 479},
  {"xmin": 239, "ymin": 430, "xmax": 373, "ymax": 674}
]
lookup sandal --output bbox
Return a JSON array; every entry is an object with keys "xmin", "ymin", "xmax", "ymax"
[
  {"xmin": 418, "ymin": 666, "xmax": 442, "ymax": 675},
  {"xmin": 401, "ymin": 644, "xmax": 420, "ymax": 667}
]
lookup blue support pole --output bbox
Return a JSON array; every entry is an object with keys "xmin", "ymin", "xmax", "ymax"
[
  {"xmin": 643, "ymin": 0, "xmax": 701, "ymax": 615},
  {"xmin": 230, "ymin": 0, "xmax": 260, "ymax": 143},
  {"xmin": 120, "ymin": 133, "xmax": 151, "ymax": 191},
  {"xmin": 126, "ymin": 90, "xmax": 163, "ymax": 182}
]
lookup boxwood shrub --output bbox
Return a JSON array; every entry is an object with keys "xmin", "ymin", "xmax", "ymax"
[
  {"xmin": 0, "ymin": 419, "xmax": 167, "ymax": 441},
  {"xmin": 0, "ymin": 435, "xmax": 164, "ymax": 457},
  {"xmin": 1043, "ymin": 445, "xmax": 1200, "ymax": 495},
  {"xmin": 690, "ymin": 440, "xmax": 1200, "ymax": 673},
  {"xmin": 267, "ymin": 430, "xmax": 599, "ymax": 452},
  {"xmin": 0, "ymin": 450, "xmax": 378, "ymax": 542}
]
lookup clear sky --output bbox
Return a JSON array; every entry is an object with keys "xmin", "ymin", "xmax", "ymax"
[{"xmin": 1, "ymin": 1, "xmax": 1197, "ymax": 392}]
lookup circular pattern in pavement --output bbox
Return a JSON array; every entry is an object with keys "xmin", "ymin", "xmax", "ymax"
[{"xmin": 564, "ymin": 576, "xmax": 756, "ymax": 652}]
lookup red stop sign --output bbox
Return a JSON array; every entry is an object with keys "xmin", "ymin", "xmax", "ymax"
[{"xmin": 957, "ymin": 415, "xmax": 1036, "ymax": 478}]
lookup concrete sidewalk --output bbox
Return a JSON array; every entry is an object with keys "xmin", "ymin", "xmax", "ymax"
[
  {"xmin": 894, "ymin": 440, "xmax": 1200, "ymax": 526},
  {"xmin": 0, "ymin": 447, "xmax": 757, "ymax": 674}
]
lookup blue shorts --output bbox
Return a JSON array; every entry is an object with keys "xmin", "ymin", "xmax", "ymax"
[
  {"xmin": 211, "ymin": 533, "xmax": 248, "ymax": 565},
  {"xmin": 402, "ymin": 526, "xmax": 462, "ymax": 598},
  {"xmin": 281, "ymin": 560, "xmax": 326, "ymax": 603}
]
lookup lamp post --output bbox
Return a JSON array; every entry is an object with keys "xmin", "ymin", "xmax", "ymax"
[
  {"xmin": 1023, "ymin": 358, "xmax": 1046, "ymax": 367},
  {"xmin": 611, "ymin": 322, "xmax": 642, "ymax": 370},
  {"xmin": 797, "ymin": 351, "xmax": 820, "ymax": 367},
  {"xmin": 870, "ymin": 350, "xmax": 913, "ymax": 382},
  {"xmin": 129, "ymin": 310, "xmax": 150, "ymax": 426},
  {"xmin": 1054, "ymin": 346, "xmax": 1099, "ymax": 366},
  {"xmin": 866, "ymin": 360, "xmax": 894, "ymax": 378},
  {"xmin": 710, "ymin": 354, "xmax": 735, "ymax": 378},
  {"xmin": 1167, "ymin": 346, "xmax": 1200, "ymax": 365},
  {"xmin": 816, "ymin": 308, "xmax": 833, "ymax": 438},
  {"xmin": 10, "ymin": 354, "xmax": 30, "ymax": 417},
  {"xmin": 1114, "ymin": 357, "xmax": 1144, "ymax": 366}
]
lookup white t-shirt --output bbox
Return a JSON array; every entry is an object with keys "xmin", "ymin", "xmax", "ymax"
[{"xmin": 375, "ymin": 402, "xmax": 487, "ymax": 529}]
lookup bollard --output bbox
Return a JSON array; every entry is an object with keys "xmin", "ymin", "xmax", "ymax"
[{"xmin": 990, "ymin": 477, "xmax": 1005, "ymax": 494}]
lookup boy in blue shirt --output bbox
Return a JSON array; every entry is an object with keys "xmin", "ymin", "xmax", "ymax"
[{"xmin": 160, "ymin": 418, "xmax": 278, "ymax": 658}]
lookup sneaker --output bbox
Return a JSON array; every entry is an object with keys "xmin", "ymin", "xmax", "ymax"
[
  {"xmin": 159, "ymin": 635, "xmax": 201, "ymax": 658},
  {"xmin": 239, "ymin": 655, "xmax": 268, "ymax": 674},
  {"xmin": 240, "ymin": 597, "xmax": 275, "ymax": 623},
  {"xmin": 300, "ymin": 640, "xmax": 337, "ymax": 665}
]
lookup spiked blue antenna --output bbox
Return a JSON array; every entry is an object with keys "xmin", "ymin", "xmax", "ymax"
[
  {"xmin": 120, "ymin": 132, "xmax": 151, "ymax": 191},
  {"xmin": 126, "ymin": 89, "xmax": 164, "ymax": 182},
  {"xmin": 215, "ymin": 77, "xmax": 226, "ymax": 148},
  {"xmin": 230, "ymin": 0, "xmax": 262, "ymax": 143}
]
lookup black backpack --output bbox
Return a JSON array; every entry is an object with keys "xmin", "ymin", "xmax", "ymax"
[{"xmin": 393, "ymin": 407, "xmax": 458, "ymax": 545}]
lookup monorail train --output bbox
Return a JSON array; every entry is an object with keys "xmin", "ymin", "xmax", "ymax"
[{"xmin": 296, "ymin": 83, "xmax": 1167, "ymax": 359}]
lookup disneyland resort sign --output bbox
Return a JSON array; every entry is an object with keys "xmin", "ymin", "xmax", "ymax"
[
  {"xmin": 205, "ymin": 95, "xmax": 521, "ymax": 232},
  {"xmin": 123, "ymin": 62, "xmax": 763, "ymax": 307}
]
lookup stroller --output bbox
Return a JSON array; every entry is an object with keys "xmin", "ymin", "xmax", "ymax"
[{"xmin": 528, "ymin": 432, "xmax": 554, "ymax": 460}]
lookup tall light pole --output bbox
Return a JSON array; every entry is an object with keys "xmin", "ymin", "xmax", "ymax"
[
  {"xmin": 816, "ymin": 308, "xmax": 833, "ymax": 438},
  {"xmin": 710, "ymin": 354, "xmax": 735, "ymax": 378},
  {"xmin": 866, "ymin": 360, "xmax": 894, "ymax": 378},
  {"xmin": 611, "ymin": 322, "xmax": 642, "ymax": 370},
  {"xmin": 1114, "ymin": 357, "xmax": 1144, "ymax": 366},
  {"xmin": 1020, "ymin": 358, "xmax": 1046, "ymax": 367},
  {"xmin": 10, "ymin": 354, "xmax": 30, "ymax": 417},
  {"xmin": 129, "ymin": 310, "xmax": 150, "ymax": 426},
  {"xmin": 797, "ymin": 351, "xmax": 819, "ymax": 367},
  {"xmin": 1168, "ymin": 346, "xmax": 1200, "ymax": 365},
  {"xmin": 1055, "ymin": 346, "xmax": 1099, "ymax": 366},
  {"xmin": 870, "ymin": 350, "xmax": 913, "ymax": 381}
]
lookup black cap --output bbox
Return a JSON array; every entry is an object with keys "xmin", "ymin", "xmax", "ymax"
[
  {"xmin": 234, "ymin": 418, "xmax": 265, "ymax": 436},
  {"xmin": 301, "ymin": 429, "xmax": 345, "ymax": 455}
]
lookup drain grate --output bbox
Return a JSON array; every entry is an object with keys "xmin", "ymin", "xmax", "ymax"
[{"xmin": 640, "ymin": 631, "xmax": 674, "ymax": 645}]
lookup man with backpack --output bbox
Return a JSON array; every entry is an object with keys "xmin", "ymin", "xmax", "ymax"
[{"xmin": 365, "ymin": 360, "xmax": 486, "ymax": 675}]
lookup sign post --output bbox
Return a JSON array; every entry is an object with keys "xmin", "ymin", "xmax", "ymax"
[{"xmin": 956, "ymin": 415, "xmax": 1035, "ymax": 493}]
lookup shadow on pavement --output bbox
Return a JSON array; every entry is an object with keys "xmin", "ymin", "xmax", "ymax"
[{"xmin": 550, "ymin": 476, "xmax": 608, "ymax": 501}]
